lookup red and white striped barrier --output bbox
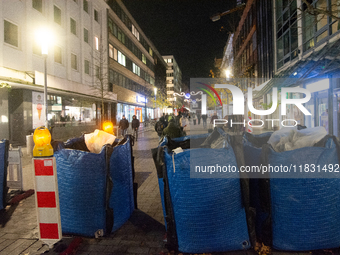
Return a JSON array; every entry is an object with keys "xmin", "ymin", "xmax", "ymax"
[
  {"xmin": 33, "ymin": 157, "xmax": 62, "ymax": 248},
  {"xmin": 247, "ymin": 112, "xmax": 253, "ymax": 133}
]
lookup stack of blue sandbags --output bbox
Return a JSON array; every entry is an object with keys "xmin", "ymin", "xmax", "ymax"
[
  {"xmin": 0, "ymin": 139, "xmax": 9, "ymax": 211},
  {"xmin": 53, "ymin": 135, "xmax": 135, "ymax": 237},
  {"xmin": 244, "ymin": 131, "xmax": 340, "ymax": 251},
  {"xmin": 152, "ymin": 128, "xmax": 253, "ymax": 253}
]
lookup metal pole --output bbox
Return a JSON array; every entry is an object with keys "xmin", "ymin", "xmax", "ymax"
[{"xmin": 44, "ymin": 54, "xmax": 48, "ymax": 129}]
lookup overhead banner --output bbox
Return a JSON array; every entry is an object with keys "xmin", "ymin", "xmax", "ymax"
[{"xmin": 32, "ymin": 92, "xmax": 45, "ymax": 129}]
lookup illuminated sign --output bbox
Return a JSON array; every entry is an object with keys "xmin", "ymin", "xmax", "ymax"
[{"xmin": 136, "ymin": 96, "xmax": 147, "ymax": 103}]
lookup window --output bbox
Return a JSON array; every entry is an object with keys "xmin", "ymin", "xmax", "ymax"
[
  {"xmin": 4, "ymin": 20, "xmax": 18, "ymax": 47},
  {"xmin": 54, "ymin": 6, "xmax": 61, "ymax": 25},
  {"xmin": 276, "ymin": 0, "xmax": 298, "ymax": 68},
  {"xmin": 84, "ymin": 60, "xmax": 90, "ymax": 74},
  {"xmin": 142, "ymin": 54, "xmax": 147, "ymax": 64},
  {"xmin": 117, "ymin": 28, "xmax": 125, "ymax": 44},
  {"xmin": 109, "ymin": 44, "xmax": 114, "ymax": 58},
  {"xmin": 84, "ymin": 28, "xmax": 88, "ymax": 43},
  {"xmin": 131, "ymin": 24, "xmax": 140, "ymax": 40},
  {"xmin": 133, "ymin": 63, "xmax": 140, "ymax": 76},
  {"xmin": 33, "ymin": 0, "xmax": 42, "ymax": 12},
  {"xmin": 149, "ymin": 47, "xmax": 153, "ymax": 56},
  {"xmin": 109, "ymin": 44, "xmax": 118, "ymax": 60},
  {"xmin": 33, "ymin": 41, "xmax": 41, "ymax": 55},
  {"xmin": 302, "ymin": 0, "xmax": 335, "ymax": 51},
  {"xmin": 95, "ymin": 36, "xmax": 99, "ymax": 50},
  {"xmin": 54, "ymin": 46, "xmax": 62, "ymax": 64},
  {"xmin": 83, "ymin": 0, "xmax": 88, "ymax": 13},
  {"xmin": 118, "ymin": 51, "xmax": 126, "ymax": 66},
  {"xmin": 70, "ymin": 18, "xmax": 77, "ymax": 35},
  {"xmin": 94, "ymin": 9, "xmax": 99, "ymax": 22},
  {"xmin": 71, "ymin": 53, "xmax": 77, "ymax": 70}
]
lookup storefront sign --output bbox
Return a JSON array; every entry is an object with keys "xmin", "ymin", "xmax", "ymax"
[
  {"xmin": 136, "ymin": 96, "xmax": 147, "ymax": 103},
  {"xmin": 32, "ymin": 92, "xmax": 45, "ymax": 128}
]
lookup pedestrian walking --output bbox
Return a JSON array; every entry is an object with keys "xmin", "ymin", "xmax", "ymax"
[
  {"xmin": 193, "ymin": 114, "xmax": 197, "ymax": 125},
  {"xmin": 210, "ymin": 112, "xmax": 218, "ymax": 125},
  {"xmin": 202, "ymin": 114, "xmax": 207, "ymax": 129},
  {"xmin": 155, "ymin": 117, "xmax": 166, "ymax": 140},
  {"xmin": 197, "ymin": 112, "xmax": 201, "ymax": 125},
  {"xmin": 131, "ymin": 115, "xmax": 140, "ymax": 141},
  {"xmin": 180, "ymin": 115, "xmax": 188, "ymax": 135},
  {"xmin": 162, "ymin": 119, "xmax": 181, "ymax": 139},
  {"xmin": 119, "ymin": 115, "xmax": 129, "ymax": 136}
]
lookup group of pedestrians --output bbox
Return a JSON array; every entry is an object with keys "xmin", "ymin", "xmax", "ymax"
[
  {"xmin": 154, "ymin": 113, "xmax": 188, "ymax": 140},
  {"xmin": 118, "ymin": 115, "xmax": 141, "ymax": 141}
]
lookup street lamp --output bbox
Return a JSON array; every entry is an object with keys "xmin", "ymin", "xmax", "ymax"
[
  {"xmin": 35, "ymin": 27, "xmax": 53, "ymax": 129},
  {"xmin": 225, "ymin": 69, "xmax": 231, "ymax": 79}
]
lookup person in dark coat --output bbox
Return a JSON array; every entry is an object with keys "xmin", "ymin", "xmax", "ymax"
[
  {"xmin": 155, "ymin": 117, "xmax": 166, "ymax": 139},
  {"xmin": 202, "ymin": 114, "xmax": 207, "ymax": 129},
  {"xmin": 164, "ymin": 114, "xmax": 169, "ymax": 127},
  {"xmin": 162, "ymin": 118, "xmax": 181, "ymax": 139},
  {"xmin": 131, "ymin": 115, "xmax": 140, "ymax": 141},
  {"xmin": 197, "ymin": 112, "xmax": 201, "ymax": 125},
  {"xmin": 119, "ymin": 115, "xmax": 129, "ymax": 136}
]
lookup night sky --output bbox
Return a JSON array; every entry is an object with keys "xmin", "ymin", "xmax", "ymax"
[{"xmin": 121, "ymin": 0, "xmax": 237, "ymax": 86}]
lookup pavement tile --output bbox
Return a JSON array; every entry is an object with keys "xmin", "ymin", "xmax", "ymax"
[
  {"xmin": 104, "ymin": 245, "xmax": 128, "ymax": 254},
  {"xmin": 6, "ymin": 239, "xmax": 37, "ymax": 255},
  {"xmin": 0, "ymin": 239, "xmax": 16, "ymax": 253},
  {"xmin": 126, "ymin": 246, "xmax": 150, "ymax": 254}
]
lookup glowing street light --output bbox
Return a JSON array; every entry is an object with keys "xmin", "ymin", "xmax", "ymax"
[
  {"xmin": 225, "ymin": 69, "xmax": 231, "ymax": 79},
  {"xmin": 35, "ymin": 27, "xmax": 54, "ymax": 129}
]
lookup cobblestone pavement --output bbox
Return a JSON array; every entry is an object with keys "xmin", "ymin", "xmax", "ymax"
[{"xmin": 0, "ymin": 123, "xmax": 327, "ymax": 255}]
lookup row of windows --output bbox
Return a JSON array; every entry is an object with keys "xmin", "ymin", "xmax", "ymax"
[
  {"xmin": 33, "ymin": 0, "xmax": 99, "ymax": 25},
  {"xmin": 109, "ymin": 69, "xmax": 151, "ymax": 95},
  {"xmin": 108, "ymin": 18, "xmax": 154, "ymax": 72},
  {"xmin": 109, "ymin": 44, "xmax": 155, "ymax": 86},
  {"xmin": 4, "ymin": 17, "xmax": 99, "ymax": 51},
  {"xmin": 275, "ymin": 0, "xmax": 340, "ymax": 69},
  {"xmin": 107, "ymin": 0, "xmax": 153, "ymax": 57}
]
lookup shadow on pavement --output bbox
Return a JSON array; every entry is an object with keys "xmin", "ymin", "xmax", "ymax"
[
  {"xmin": 0, "ymin": 203, "xmax": 18, "ymax": 227},
  {"xmin": 129, "ymin": 209, "xmax": 165, "ymax": 233}
]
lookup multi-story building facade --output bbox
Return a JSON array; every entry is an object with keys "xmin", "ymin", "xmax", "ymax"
[
  {"xmin": 106, "ymin": 0, "xmax": 166, "ymax": 123},
  {"xmin": 0, "ymin": 0, "xmax": 166, "ymax": 145},
  {"xmin": 254, "ymin": 0, "xmax": 340, "ymax": 136},
  {"xmin": 162, "ymin": 55, "xmax": 182, "ymax": 104},
  {"xmin": 232, "ymin": 0, "xmax": 274, "ymax": 86},
  {"xmin": 0, "ymin": 0, "xmax": 113, "ymax": 144}
]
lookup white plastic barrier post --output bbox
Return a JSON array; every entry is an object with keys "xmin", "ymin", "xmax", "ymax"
[{"xmin": 33, "ymin": 157, "xmax": 62, "ymax": 248}]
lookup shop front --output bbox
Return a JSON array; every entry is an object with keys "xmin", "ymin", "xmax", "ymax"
[{"xmin": 8, "ymin": 88, "xmax": 117, "ymax": 145}]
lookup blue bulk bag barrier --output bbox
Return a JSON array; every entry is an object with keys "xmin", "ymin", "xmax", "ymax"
[
  {"xmin": 154, "ymin": 133, "xmax": 211, "ymax": 229},
  {"xmin": 243, "ymin": 132, "xmax": 273, "ymax": 167},
  {"xmin": 242, "ymin": 132, "xmax": 272, "ymax": 241},
  {"xmin": 54, "ymin": 146, "xmax": 107, "ymax": 237},
  {"xmin": 109, "ymin": 136, "xmax": 135, "ymax": 232},
  {"xmin": 163, "ymin": 144, "xmax": 250, "ymax": 253},
  {"xmin": 0, "ymin": 139, "xmax": 9, "ymax": 211},
  {"xmin": 263, "ymin": 136, "xmax": 340, "ymax": 251},
  {"xmin": 157, "ymin": 129, "xmax": 251, "ymax": 253}
]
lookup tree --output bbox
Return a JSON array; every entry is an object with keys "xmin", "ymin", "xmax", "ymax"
[
  {"xmin": 149, "ymin": 87, "xmax": 171, "ymax": 110},
  {"xmin": 88, "ymin": 33, "xmax": 112, "ymax": 123}
]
